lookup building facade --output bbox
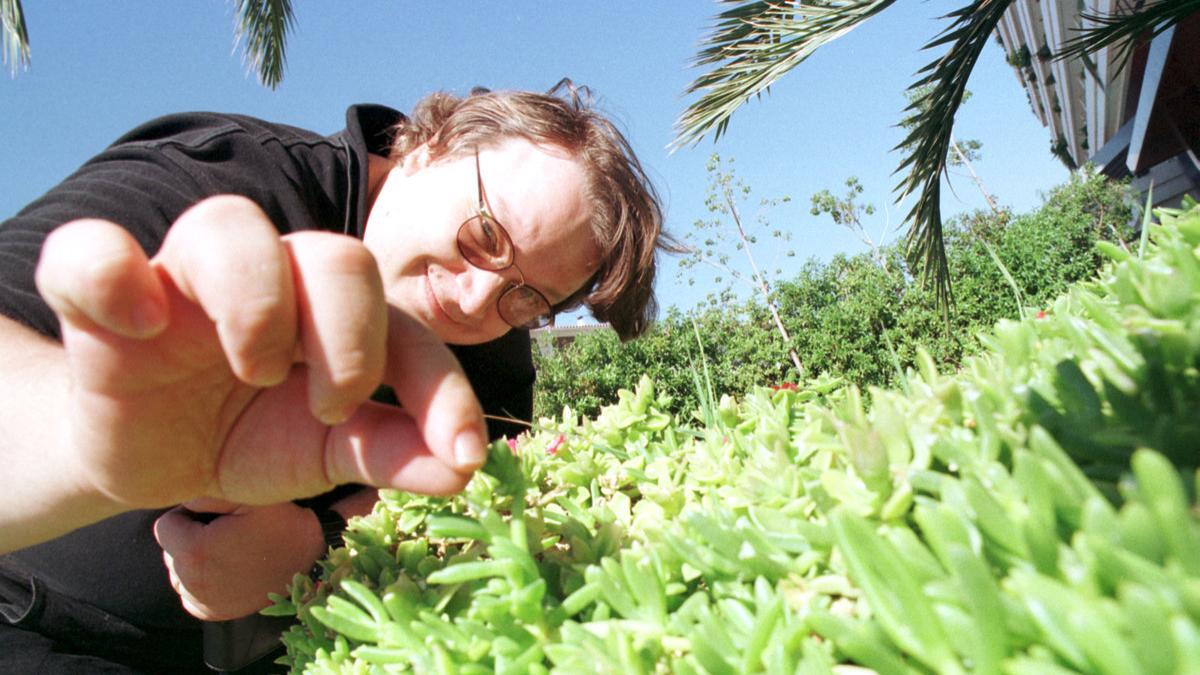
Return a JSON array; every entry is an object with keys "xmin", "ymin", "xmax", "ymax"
[
  {"xmin": 530, "ymin": 322, "xmax": 613, "ymax": 357},
  {"xmin": 995, "ymin": 2, "xmax": 1199, "ymax": 209}
]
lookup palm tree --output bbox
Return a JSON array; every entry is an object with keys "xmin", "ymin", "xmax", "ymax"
[
  {"xmin": 0, "ymin": 0, "xmax": 28, "ymax": 74},
  {"xmin": 674, "ymin": 0, "xmax": 1200, "ymax": 309},
  {"xmin": 1, "ymin": 0, "xmax": 295, "ymax": 88}
]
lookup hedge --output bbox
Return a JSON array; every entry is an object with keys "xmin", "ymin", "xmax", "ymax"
[{"xmin": 534, "ymin": 169, "xmax": 1134, "ymax": 419}]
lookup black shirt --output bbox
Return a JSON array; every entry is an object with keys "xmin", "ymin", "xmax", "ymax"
[{"xmin": 0, "ymin": 105, "xmax": 535, "ymax": 672}]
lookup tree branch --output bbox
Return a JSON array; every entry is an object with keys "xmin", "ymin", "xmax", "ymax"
[{"xmin": 233, "ymin": 0, "xmax": 295, "ymax": 89}]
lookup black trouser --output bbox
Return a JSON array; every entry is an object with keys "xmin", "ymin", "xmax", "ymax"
[{"xmin": 0, "ymin": 561, "xmax": 215, "ymax": 674}]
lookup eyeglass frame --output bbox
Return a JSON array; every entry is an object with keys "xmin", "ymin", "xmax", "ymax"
[{"xmin": 454, "ymin": 149, "xmax": 556, "ymax": 330}]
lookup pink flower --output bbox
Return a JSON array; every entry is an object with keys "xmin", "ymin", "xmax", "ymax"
[
  {"xmin": 506, "ymin": 437, "xmax": 519, "ymax": 454},
  {"xmin": 1036, "ymin": 310, "xmax": 1047, "ymax": 319},
  {"xmin": 547, "ymin": 434, "xmax": 566, "ymax": 456}
]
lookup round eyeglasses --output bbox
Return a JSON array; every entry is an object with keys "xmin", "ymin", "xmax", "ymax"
[{"xmin": 455, "ymin": 151, "xmax": 554, "ymax": 330}]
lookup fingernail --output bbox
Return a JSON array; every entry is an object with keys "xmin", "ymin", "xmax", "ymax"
[
  {"xmin": 317, "ymin": 404, "xmax": 352, "ymax": 426},
  {"xmin": 130, "ymin": 297, "xmax": 167, "ymax": 336},
  {"xmin": 454, "ymin": 428, "xmax": 487, "ymax": 469},
  {"xmin": 246, "ymin": 354, "xmax": 291, "ymax": 387}
]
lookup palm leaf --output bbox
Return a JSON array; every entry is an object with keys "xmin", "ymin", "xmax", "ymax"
[
  {"xmin": 672, "ymin": 0, "xmax": 895, "ymax": 150},
  {"xmin": 1, "ymin": 0, "xmax": 29, "ymax": 75},
  {"xmin": 233, "ymin": 0, "xmax": 294, "ymax": 89},
  {"xmin": 1056, "ymin": 0, "xmax": 1200, "ymax": 70},
  {"xmin": 894, "ymin": 0, "xmax": 1013, "ymax": 310}
]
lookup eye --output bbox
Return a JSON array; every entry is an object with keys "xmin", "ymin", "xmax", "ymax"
[
  {"xmin": 458, "ymin": 214, "xmax": 513, "ymax": 270},
  {"xmin": 478, "ymin": 218, "xmax": 501, "ymax": 254}
]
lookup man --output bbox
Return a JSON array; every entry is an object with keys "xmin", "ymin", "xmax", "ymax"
[{"xmin": 0, "ymin": 82, "xmax": 668, "ymax": 672}]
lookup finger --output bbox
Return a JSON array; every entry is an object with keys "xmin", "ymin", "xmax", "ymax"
[
  {"xmin": 35, "ymin": 219, "xmax": 168, "ymax": 339},
  {"xmin": 213, "ymin": 365, "xmax": 475, "ymax": 501},
  {"xmin": 152, "ymin": 506, "xmax": 206, "ymax": 556},
  {"xmin": 283, "ymin": 232, "xmax": 387, "ymax": 425},
  {"xmin": 216, "ymin": 373, "xmax": 471, "ymax": 499},
  {"xmin": 155, "ymin": 195, "xmax": 296, "ymax": 387},
  {"xmin": 162, "ymin": 551, "xmax": 214, "ymax": 619},
  {"xmin": 155, "ymin": 513, "xmax": 222, "ymax": 620},
  {"xmin": 162, "ymin": 550, "xmax": 184, "ymax": 595},
  {"xmin": 179, "ymin": 595, "xmax": 217, "ymax": 621},
  {"xmin": 383, "ymin": 307, "xmax": 489, "ymax": 474},
  {"xmin": 325, "ymin": 400, "xmax": 473, "ymax": 495},
  {"xmin": 162, "ymin": 556, "xmax": 215, "ymax": 619}
]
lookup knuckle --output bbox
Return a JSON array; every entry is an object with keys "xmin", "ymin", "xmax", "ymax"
[
  {"xmin": 37, "ymin": 219, "xmax": 144, "ymax": 310},
  {"xmin": 315, "ymin": 237, "xmax": 379, "ymax": 280},
  {"xmin": 288, "ymin": 232, "xmax": 379, "ymax": 280},
  {"xmin": 323, "ymin": 345, "xmax": 380, "ymax": 391},
  {"xmin": 227, "ymin": 293, "xmax": 287, "ymax": 333},
  {"xmin": 182, "ymin": 194, "xmax": 266, "ymax": 223},
  {"xmin": 81, "ymin": 244, "xmax": 141, "ymax": 296},
  {"xmin": 223, "ymin": 293, "xmax": 294, "ymax": 354},
  {"xmin": 38, "ymin": 219, "xmax": 123, "ymax": 274}
]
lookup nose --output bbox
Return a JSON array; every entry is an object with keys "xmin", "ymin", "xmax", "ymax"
[{"xmin": 456, "ymin": 266, "xmax": 510, "ymax": 319}]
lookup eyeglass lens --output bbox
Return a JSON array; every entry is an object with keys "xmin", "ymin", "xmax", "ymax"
[
  {"xmin": 499, "ymin": 285, "xmax": 552, "ymax": 329},
  {"xmin": 457, "ymin": 215, "xmax": 513, "ymax": 270},
  {"xmin": 457, "ymin": 217, "xmax": 553, "ymax": 329}
]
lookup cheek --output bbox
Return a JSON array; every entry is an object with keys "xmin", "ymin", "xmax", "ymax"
[{"xmin": 363, "ymin": 221, "xmax": 425, "ymax": 281}]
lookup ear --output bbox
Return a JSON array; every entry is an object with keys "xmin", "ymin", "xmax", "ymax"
[{"xmin": 402, "ymin": 142, "xmax": 435, "ymax": 174}]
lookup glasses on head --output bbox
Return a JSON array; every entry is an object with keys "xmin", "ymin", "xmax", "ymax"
[{"xmin": 455, "ymin": 150, "xmax": 555, "ymax": 330}]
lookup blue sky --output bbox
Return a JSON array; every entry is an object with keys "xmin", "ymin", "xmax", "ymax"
[{"xmin": 1, "ymin": 1, "xmax": 1069, "ymax": 317}]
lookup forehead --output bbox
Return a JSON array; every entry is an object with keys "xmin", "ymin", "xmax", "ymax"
[{"xmin": 475, "ymin": 139, "xmax": 601, "ymax": 301}]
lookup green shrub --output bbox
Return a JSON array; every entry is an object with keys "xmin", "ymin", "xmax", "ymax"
[
  {"xmin": 274, "ymin": 199, "xmax": 1200, "ymax": 673},
  {"xmin": 536, "ymin": 169, "xmax": 1133, "ymax": 419}
]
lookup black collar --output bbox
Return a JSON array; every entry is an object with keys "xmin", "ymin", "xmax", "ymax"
[{"xmin": 335, "ymin": 104, "xmax": 406, "ymax": 239}]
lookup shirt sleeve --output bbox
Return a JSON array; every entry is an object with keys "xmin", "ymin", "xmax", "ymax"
[
  {"xmin": 0, "ymin": 143, "xmax": 210, "ymax": 338},
  {"xmin": 0, "ymin": 112, "xmax": 342, "ymax": 340}
]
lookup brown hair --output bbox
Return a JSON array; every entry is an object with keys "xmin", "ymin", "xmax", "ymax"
[{"xmin": 390, "ymin": 80, "xmax": 675, "ymax": 340}]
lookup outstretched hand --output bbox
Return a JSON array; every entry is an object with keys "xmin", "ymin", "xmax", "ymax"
[{"xmin": 35, "ymin": 195, "xmax": 488, "ymax": 513}]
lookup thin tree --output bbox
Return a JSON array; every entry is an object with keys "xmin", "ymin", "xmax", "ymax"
[{"xmin": 678, "ymin": 155, "xmax": 805, "ymax": 377}]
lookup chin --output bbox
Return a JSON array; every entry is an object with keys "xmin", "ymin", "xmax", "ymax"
[{"xmin": 441, "ymin": 326, "xmax": 511, "ymax": 346}]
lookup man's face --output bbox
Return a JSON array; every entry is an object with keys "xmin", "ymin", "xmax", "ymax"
[{"xmin": 362, "ymin": 137, "xmax": 600, "ymax": 345}]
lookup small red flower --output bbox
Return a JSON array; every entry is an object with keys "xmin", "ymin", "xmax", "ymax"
[
  {"xmin": 506, "ymin": 437, "xmax": 519, "ymax": 454},
  {"xmin": 770, "ymin": 382, "xmax": 798, "ymax": 392},
  {"xmin": 547, "ymin": 434, "xmax": 566, "ymax": 456},
  {"xmin": 1036, "ymin": 310, "xmax": 1047, "ymax": 319}
]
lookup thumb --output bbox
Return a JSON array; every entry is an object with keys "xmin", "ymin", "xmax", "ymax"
[{"xmin": 379, "ymin": 307, "xmax": 489, "ymax": 475}]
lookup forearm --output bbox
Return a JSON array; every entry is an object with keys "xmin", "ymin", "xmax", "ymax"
[{"xmin": 0, "ymin": 315, "xmax": 123, "ymax": 552}]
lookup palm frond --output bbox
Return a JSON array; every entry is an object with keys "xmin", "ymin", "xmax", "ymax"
[
  {"xmin": 893, "ymin": 0, "xmax": 1013, "ymax": 311},
  {"xmin": 233, "ymin": 0, "xmax": 294, "ymax": 89},
  {"xmin": 1, "ymin": 0, "xmax": 29, "ymax": 75},
  {"xmin": 1056, "ymin": 0, "xmax": 1200, "ymax": 70},
  {"xmin": 672, "ymin": 0, "xmax": 895, "ymax": 150}
]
